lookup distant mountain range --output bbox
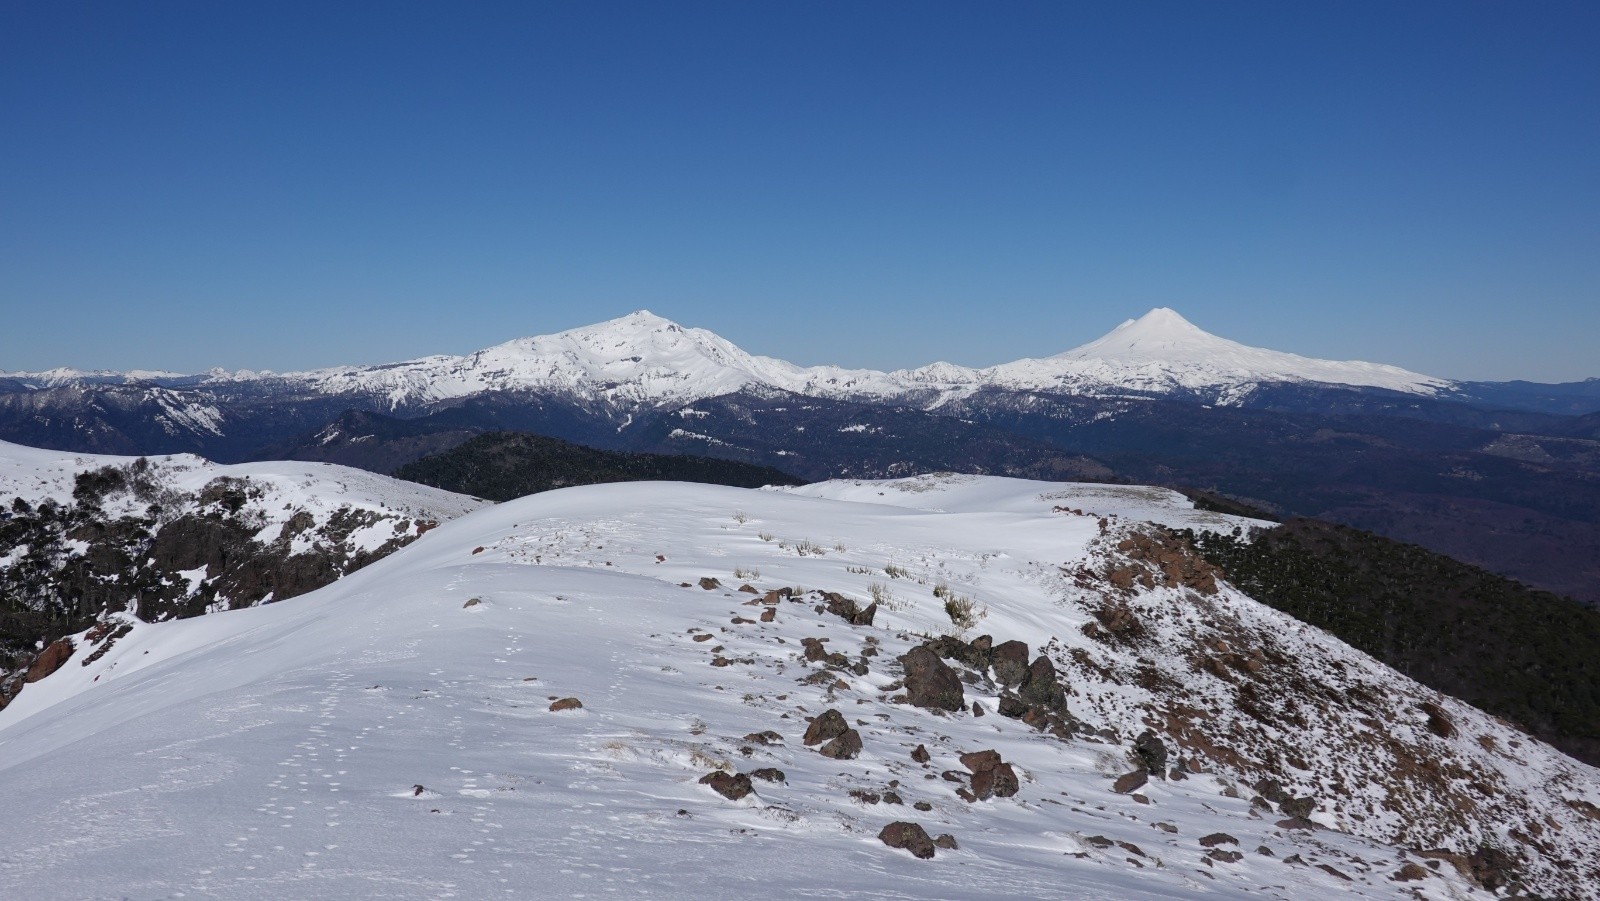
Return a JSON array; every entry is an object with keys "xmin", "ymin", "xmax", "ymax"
[{"xmin": 3, "ymin": 310, "xmax": 1596, "ymax": 603}]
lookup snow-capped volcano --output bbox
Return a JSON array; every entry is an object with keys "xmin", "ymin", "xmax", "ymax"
[
  {"xmin": 4, "ymin": 308, "xmax": 1450, "ymax": 413},
  {"xmin": 250, "ymin": 310, "xmax": 906, "ymax": 410},
  {"xmin": 977, "ymin": 308, "xmax": 1450, "ymax": 402}
]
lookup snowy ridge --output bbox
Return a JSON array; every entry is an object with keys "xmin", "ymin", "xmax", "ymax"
[
  {"xmin": 2, "ymin": 474, "xmax": 1593, "ymax": 898},
  {"xmin": 6, "ymin": 308, "xmax": 1451, "ymax": 413},
  {"xmin": 0, "ymin": 440, "xmax": 484, "ymax": 524}
]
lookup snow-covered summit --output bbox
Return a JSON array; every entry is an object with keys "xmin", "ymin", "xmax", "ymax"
[
  {"xmin": 8, "ymin": 308, "xmax": 1453, "ymax": 412},
  {"xmin": 979, "ymin": 308, "xmax": 1450, "ymax": 401}
]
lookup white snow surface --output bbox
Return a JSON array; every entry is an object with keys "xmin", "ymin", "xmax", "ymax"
[
  {"xmin": 3, "ymin": 474, "xmax": 1592, "ymax": 899},
  {"xmin": 0, "ymin": 440, "xmax": 484, "ymax": 524},
  {"xmin": 9, "ymin": 309, "xmax": 1449, "ymax": 411}
]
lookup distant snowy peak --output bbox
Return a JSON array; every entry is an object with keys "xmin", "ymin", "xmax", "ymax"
[
  {"xmin": 982, "ymin": 308, "xmax": 1450, "ymax": 401},
  {"xmin": 8, "ymin": 308, "xmax": 1451, "ymax": 410}
]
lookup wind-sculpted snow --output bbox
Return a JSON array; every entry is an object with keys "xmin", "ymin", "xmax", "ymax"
[{"xmin": 2, "ymin": 474, "xmax": 1592, "ymax": 899}]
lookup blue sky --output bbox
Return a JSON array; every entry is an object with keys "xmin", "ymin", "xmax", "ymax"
[{"xmin": 2, "ymin": 1, "xmax": 1596, "ymax": 381}]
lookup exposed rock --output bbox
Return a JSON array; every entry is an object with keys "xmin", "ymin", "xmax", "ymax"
[
  {"xmin": 803, "ymin": 709, "xmax": 849, "ymax": 745},
  {"xmin": 819, "ymin": 729, "xmax": 862, "ymax": 760},
  {"xmin": 913, "ymin": 800, "xmax": 933, "ymax": 811},
  {"xmin": 1207, "ymin": 849, "xmax": 1244, "ymax": 864},
  {"xmin": 971, "ymin": 700, "xmax": 984, "ymax": 717},
  {"xmin": 997, "ymin": 695, "xmax": 1028, "ymax": 718},
  {"xmin": 878, "ymin": 821, "xmax": 936, "ymax": 859},
  {"xmin": 1316, "ymin": 863, "xmax": 1351, "ymax": 881},
  {"xmin": 958, "ymin": 749, "xmax": 1003, "ymax": 773},
  {"xmin": 737, "ymin": 583, "xmax": 758, "ymax": 594},
  {"xmin": 1392, "ymin": 862, "xmax": 1428, "ymax": 882},
  {"xmin": 699, "ymin": 771, "xmax": 753, "ymax": 800},
  {"xmin": 1274, "ymin": 817, "xmax": 1317, "ymax": 831},
  {"xmin": 548, "ymin": 697, "xmax": 583, "ymax": 712},
  {"xmin": 910, "ymin": 744, "xmax": 931, "ymax": 764},
  {"xmin": 1112, "ymin": 770, "xmax": 1148, "ymax": 794},
  {"xmin": 1198, "ymin": 833, "xmax": 1238, "ymax": 848},
  {"xmin": 898, "ymin": 645, "xmax": 964, "ymax": 712},
  {"xmin": 1420, "ymin": 701, "xmax": 1456, "ymax": 739},
  {"xmin": 1467, "ymin": 845, "xmax": 1517, "ymax": 891},
  {"xmin": 1278, "ymin": 796, "xmax": 1315, "ymax": 819},
  {"xmin": 849, "ymin": 789, "xmax": 881, "ymax": 805},
  {"xmin": 749, "ymin": 768, "xmax": 786, "ymax": 783},
  {"xmin": 743, "ymin": 730, "xmax": 783, "ymax": 745},
  {"xmin": 934, "ymin": 833, "xmax": 959, "ymax": 850},
  {"xmin": 1253, "ymin": 777, "xmax": 1290, "ymax": 804},
  {"xmin": 1017, "ymin": 655, "xmax": 1066, "ymax": 711},
  {"xmin": 1132, "ymin": 730, "xmax": 1167, "ymax": 775},
  {"xmin": 759, "ymin": 608, "xmax": 776, "ymax": 623},
  {"xmin": 25, "ymin": 638, "xmax": 74, "ymax": 682},
  {"xmin": 821, "ymin": 591, "xmax": 876, "ymax": 626},
  {"xmin": 991, "ymin": 639, "xmax": 1029, "ymax": 686},
  {"xmin": 972, "ymin": 763, "xmax": 1019, "ymax": 800},
  {"xmin": 698, "ymin": 577, "xmax": 721, "ymax": 590}
]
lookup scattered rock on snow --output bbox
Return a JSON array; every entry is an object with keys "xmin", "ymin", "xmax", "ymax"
[
  {"xmin": 548, "ymin": 697, "xmax": 583, "ymax": 712},
  {"xmin": 878, "ymin": 821, "xmax": 937, "ymax": 859}
]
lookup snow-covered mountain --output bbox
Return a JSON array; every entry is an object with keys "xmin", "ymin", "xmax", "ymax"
[
  {"xmin": 1, "ymin": 474, "xmax": 1593, "ymax": 898},
  {"xmin": 1, "ymin": 308, "xmax": 1452, "ymax": 413},
  {"xmin": 977, "ymin": 308, "xmax": 1451, "ymax": 403}
]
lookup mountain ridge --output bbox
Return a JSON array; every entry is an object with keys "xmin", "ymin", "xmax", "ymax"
[{"xmin": 2, "ymin": 308, "xmax": 1455, "ymax": 410}]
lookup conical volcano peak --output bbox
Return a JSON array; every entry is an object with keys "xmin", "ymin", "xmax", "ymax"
[
  {"xmin": 1058, "ymin": 308, "xmax": 1243, "ymax": 363},
  {"xmin": 1119, "ymin": 307, "xmax": 1206, "ymax": 337}
]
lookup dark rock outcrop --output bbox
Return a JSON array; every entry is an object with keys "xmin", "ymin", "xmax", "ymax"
[{"xmin": 899, "ymin": 645, "xmax": 964, "ymax": 711}]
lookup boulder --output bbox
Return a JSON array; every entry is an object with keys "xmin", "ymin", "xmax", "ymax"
[
  {"xmin": 1017, "ymin": 655, "xmax": 1066, "ymax": 711},
  {"xmin": 698, "ymin": 577, "xmax": 721, "ymax": 590},
  {"xmin": 1112, "ymin": 770, "xmax": 1148, "ymax": 794},
  {"xmin": 698, "ymin": 771, "xmax": 753, "ymax": 800},
  {"xmin": 958, "ymin": 750, "xmax": 1002, "ymax": 773},
  {"xmin": 910, "ymin": 744, "xmax": 931, "ymax": 764},
  {"xmin": 990, "ymin": 640, "xmax": 1029, "ymax": 686},
  {"xmin": 972, "ymin": 762, "xmax": 1019, "ymax": 799},
  {"xmin": 1198, "ymin": 833, "xmax": 1237, "ymax": 848},
  {"xmin": 548, "ymin": 697, "xmax": 583, "ymax": 712},
  {"xmin": 1132, "ymin": 730, "xmax": 1167, "ymax": 775},
  {"xmin": 878, "ymin": 821, "xmax": 937, "ymax": 859},
  {"xmin": 819, "ymin": 729, "xmax": 863, "ymax": 760},
  {"xmin": 899, "ymin": 645, "xmax": 964, "ymax": 711},
  {"xmin": 1279, "ymin": 796, "xmax": 1316, "ymax": 819},
  {"xmin": 749, "ymin": 768, "xmax": 785, "ymax": 783},
  {"xmin": 803, "ymin": 709, "xmax": 849, "ymax": 745}
]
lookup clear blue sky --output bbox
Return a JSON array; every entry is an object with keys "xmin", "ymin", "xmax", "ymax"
[{"xmin": 2, "ymin": 1, "xmax": 1596, "ymax": 381}]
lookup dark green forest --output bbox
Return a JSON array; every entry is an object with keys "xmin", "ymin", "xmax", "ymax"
[
  {"xmin": 395, "ymin": 431, "xmax": 804, "ymax": 502},
  {"xmin": 1176, "ymin": 518, "xmax": 1600, "ymax": 766}
]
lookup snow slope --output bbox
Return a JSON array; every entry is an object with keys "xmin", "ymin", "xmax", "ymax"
[{"xmin": 2, "ymin": 474, "xmax": 1591, "ymax": 899}]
